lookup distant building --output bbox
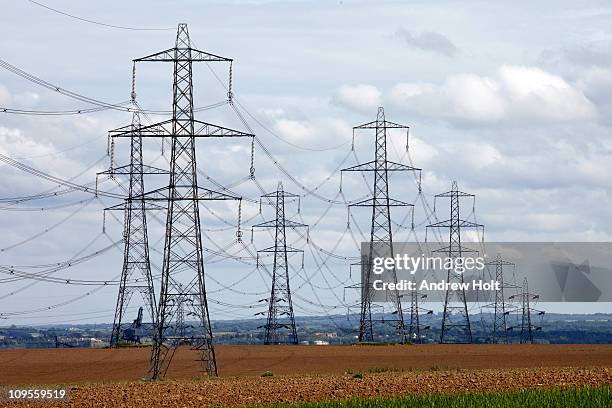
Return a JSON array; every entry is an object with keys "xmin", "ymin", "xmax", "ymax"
[
  {"xmin": 88, "ymin": 338, "xmax": 106, "ymax": 348},
  {"xmin": 313, "ymin": 332, "xmax": 337, "ymax": 338}
]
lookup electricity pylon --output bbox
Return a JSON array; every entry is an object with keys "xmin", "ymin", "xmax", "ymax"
[
  {"xmin": 342, "ymin": 107, "xmax": 421, "ymax": 343},
  {"xmin": 484, "ymin": 254, "xmax": 514, "ymax": 344},
  {"xmin": 516, "ymin": 278, "xmax": 544, "ymax": 344},
  {"xmin": 105, "ymin": 110, "xmax": 156, "ymax": 347},
  {"xmin": 406, "ymin": 290, "xmax": 432, "ymax": 343},
  {"xmin": 427, "ymin": 181, "xmax": 483, "ymax": 344},
  {"xmin": 100, "ymin": 83, "xmax": 166, "ymax": 346},
  {"xmin": 253, "ymin": 182, "xmax": 307, "ymax": 344},
  {"xmin": 520, "ymin": 278, "xmax": 533, "ymax": 344},
  {"xmin": 110, "ymin": 24, "xmax": 253, "ymax": 379}
]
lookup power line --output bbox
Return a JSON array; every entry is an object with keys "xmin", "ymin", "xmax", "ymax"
[
  {"xmin": 232, "ymin": 98, "xmax": 350, "ymax": 152},
  {"xmin": 0, "ymin": 198, "xmax": 93, "ymax": 212},
  {"xmin": 0, "ymin": 232, "xmax": 121, "ymax": 302},
  {"xmin": 0, "ymin": 105, "xmax": 125, "ymax": 116},
  {"xmin": 198, "ymin": 39, "xmax": 349, "ymax": 153},
  {"xmin": 0, "ymin": 58, "xmax": 228, "ymax": 115},
  {"xmin": 0, "ymin": 283, "xmax": 112, "ymax": 317},
  {"xmin": 0, "ymin": 198, "xmax": 93, "ymax": 252},
  {"xmin": 0, "ymin": 153, "xmax": 122, "ymax": 199},
  {"xmin": 0, "ymin": 155, "xmax": 108, "ymax": 205},
  {"xmin": 26, "ymin": 0, "xmax": 174, "ymax": 31}
]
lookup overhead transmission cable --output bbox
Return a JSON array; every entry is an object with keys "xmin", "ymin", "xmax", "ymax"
[
  {"xmin": 198, "ymin": 57, "xmax": 349, "ymax": 152},
  {"xmin": 0, "ymin": 58, "xmax": 228, "ymax": 115},
  {"xmin": 0, "ymin": 154, "xmax": 108, "ymax": 205},
  {"xmin": 26, "ymin": 0, "xmax": 174, "ymax": 31},
  {"xmin": 0, "ymin": 153, "xmax": 122, "ymax": 199},
  {"xmin": 0, "ymin": 198, "xmax": 93, "ymax": 252}
]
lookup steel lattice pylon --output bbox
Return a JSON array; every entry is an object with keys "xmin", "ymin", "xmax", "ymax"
[
  {"xmin": 427, "ymin": 181, "xmax": 483, "ymax": 344},
  {"xmin": 520, "ymin": 278, "xmax": 533, "ymax": 344},
  {"xmin": 105, "ymin": 110, "xmax": 157, "ymax": 347},
  {"xmin": 253, "ymin": 182, "xmax": 307, "ymax": 344},
  {"xmin": 109, "ymin": 24, "xmax": 253, "ymax": 379},
  {"xmin": 407, "ymin": 290, "xmax": 420, "ymax": 343},
  {"xmin": 100, "ymin": 84, "xmax": 165, "ymax": 347},
  {"xmin": 342, "ymin": 107, "xmax": 421, "ymax": 343},
  {"xmin": 517, "ymin": 278, "xmax": 544, "ymax": 344},
  {"xmin": 406, "ymin": 288, "xmax": 432, "ymax": 343},
  {"xmin": 486, "ymin": 254, "xmax": 514, "ymax": 344}
]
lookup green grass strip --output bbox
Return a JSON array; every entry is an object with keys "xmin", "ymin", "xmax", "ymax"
[{"xmin": 258, "ymin": 385, "xmax": 611, "ymax": 408}]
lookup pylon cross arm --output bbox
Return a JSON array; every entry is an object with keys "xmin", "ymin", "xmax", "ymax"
[
  {"xmin": 110, "ymin": 119, "xmax": 253, "ymax": 139},
  {"xmin": 130, "ymin": 186, "xmax": 241, "ymax": 202},
  {"xmin": 431, "ymin": 244, "xmax": 480, "ymax": 254},
  {"xmin": 341, "ymin": 161, "xmax": 376, "ymax": 172},
  {"xmin": 386, "ymin": 161, "xmax": 421, "ymax": 172},
  {"xmin": 426, "ymin": 219, "xmax": 483, "ymax": 228},
  {"xmin": 260, "ymin": 191, "xmax": 300, "ymax": 199},
  {"xmin": 353, "ymin": 120, "xmax": 409, "ymax": 129},
  {"xmin": 134, "ymin": 47, "xmax": 232, "ymax": 63},
  {"xmin": 98, "ymin": 164, "xmax": 169, "ymax": 176},
  {"xmin": 104, "ymin": 201, "xmax": 167, "ymax": 212},
  {"xmin": 192, "ymin": 119, "xmax": 254, "ymax": 138},
  {"xmin": 349, "ymin": 197, "xmax": 414, "ymax": 207},
  {"xmin": 258, "ymin": 245, "xmax": 304, "ymax": 253},
  {"xmin": 253, "ymin": 219, "xmax": 307, "ymax": 229},
  {"xmin": 110, "ymin": 120, "xmax": 171, "ymax": 138},
  {"xmin": 435, "ymin": 190, "xmax": 475, "ymax": 198}
]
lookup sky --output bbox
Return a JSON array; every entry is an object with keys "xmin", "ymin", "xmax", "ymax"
[{"xmin": 0, "ymin": 0, "xmax": 611, "ymax": 326}]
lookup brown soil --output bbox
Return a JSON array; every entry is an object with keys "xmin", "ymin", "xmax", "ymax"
[
  {"xmin": 2, "ymin": 367, "xmax": 611, "ymax": 407},
  {"xmin": 0, "ymin": 344, "xmax": 610, "ymax": 385}
]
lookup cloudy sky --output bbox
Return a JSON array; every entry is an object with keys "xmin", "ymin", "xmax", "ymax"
[{"xmin": 0, "ymin": 0, "xmax": 611, "ymax": 326}]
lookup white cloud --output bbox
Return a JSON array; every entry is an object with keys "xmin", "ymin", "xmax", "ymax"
[
  {"xmin": 271, "ymin": 115, "xmax": 352, "ymax": 149},
  {"xmin": 331, "ymin": 84, "xmax": 382, "ymax": 113},
  {"xmin": 498, "ymin": 65, "xmax": 596, "ymax": 121},
  {"xmin": 274, "ymin": 118, "xmax": 310, "ymax": 141},
  {"xmin": 445, "ymin": 74, "xmax": 505, "ymax": 121},
  {"xmin": 0, "ymin": 126, "xmax": 53, "ymax": 158},
  {"xmin": 388, "ymin": 65, "xmax": 596, "ymax": 124},
  {"xmin": 405, "ymin": 135, "xmax": 438, "ymax": 165}
]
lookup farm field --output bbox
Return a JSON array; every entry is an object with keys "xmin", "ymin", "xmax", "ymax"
[
  {"xmin": 0, "ymin": 344, "xmax": 611, "ymax": 384},
  {"xmin": 0, "ymin": 345, "xmax": 610, "ymax": 407},
  {"xmin": 0, "ymin": 367, "xmax": 610, "ymax": 407}
]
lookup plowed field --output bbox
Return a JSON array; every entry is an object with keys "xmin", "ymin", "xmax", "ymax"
[
  {"xmin": 0, "ymin": 344, "xmax": 611, "ymax": 384},
  {"xmin": 2, "ymin": 367, "xmax": 612, "ymax": 407}
]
